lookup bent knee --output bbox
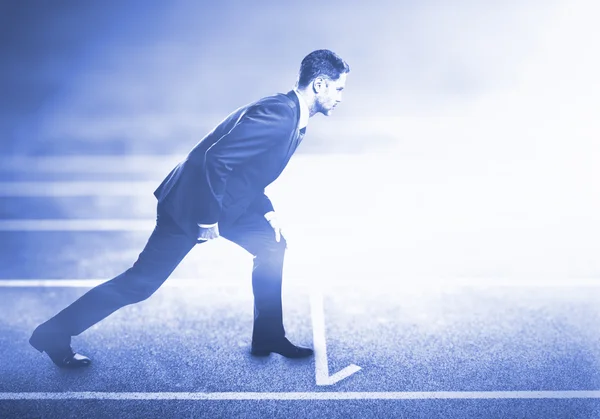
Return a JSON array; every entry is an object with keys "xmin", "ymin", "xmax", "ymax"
[
  {"xmin": 254, "ymin": 239, "xmax": 286, "ymax": 262},
  {"xmin": 261, "ymin": 237, "xmax": 287, "ymax": 255}
]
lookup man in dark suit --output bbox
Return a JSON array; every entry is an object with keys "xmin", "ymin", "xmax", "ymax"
[{"xmin": 30, "ymin": 49, "xmax": 350, "ymax": 368}]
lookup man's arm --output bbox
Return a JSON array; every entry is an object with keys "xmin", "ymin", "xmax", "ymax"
[{"xmin": 202, "ymin": 102, "xmax": 295, "ymax": 225}]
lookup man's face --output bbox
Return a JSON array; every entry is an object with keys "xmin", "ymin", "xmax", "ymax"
[{"xmin": 314, "ymin": 73, "xmax": 347, "ymax": 116}]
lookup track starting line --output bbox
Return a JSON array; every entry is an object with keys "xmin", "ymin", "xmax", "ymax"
[{"xmin": 2, "ymin": 391, "xmax": 600, "ymax": 400}]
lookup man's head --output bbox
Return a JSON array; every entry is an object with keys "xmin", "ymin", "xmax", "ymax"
[{"xmin": 296, "ymin": 49, "xmax": 350, "ymax": 116}]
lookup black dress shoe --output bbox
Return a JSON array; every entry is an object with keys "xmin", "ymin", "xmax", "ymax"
[
  {"xmin": 251, "ymin": 338, "xmax": 314, "ymax": 358},
  {"xmin": 29, "ymin": 325, "xmax": 91, "ymax": 369}
]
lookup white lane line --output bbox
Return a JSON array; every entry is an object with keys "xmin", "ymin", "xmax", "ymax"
[
  {"xmin": 0, "ymin": 279, "xmax": 209, "ymax": 288},
  {"xmin": 1, "ymin": 279, "xmax": 600, "ymax": 288},
  {"xmin": 0, "ymin": 181, "xmax": 156, "ymax": 196},
  {"xmin": 0, "ymin": 219, "xmax": 154, "ymax": 231},
  {"xmin": 1, "ymin": 391, "xmax": 600, "ymax": 400},
  {"xmin": 311, "ymin": 291, "xmax": 361, "ymax": 385},
  {"xmin": 0, "ymin": 154, "xmax": 345, "ymax": 173},
  {"xmin": 1, "ymin": 155, "xmax": 185, "ymax": 173}
]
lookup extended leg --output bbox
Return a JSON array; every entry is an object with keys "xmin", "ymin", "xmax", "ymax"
[
  {"xmin": 43, "ymin": 211, "xmax": 197, "ymax": 336},
  {"xmin": 30, "ymin": 210, "xmax": 197, "ymax": 367}
]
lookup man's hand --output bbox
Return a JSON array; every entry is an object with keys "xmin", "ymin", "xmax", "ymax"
[
  {"xmin": 198, "ymin": 223, "xmax": 220, "ymax": 241},
  {"xmin": 264, "ymin": 211, "xmax": 286, "ymax": 245}
]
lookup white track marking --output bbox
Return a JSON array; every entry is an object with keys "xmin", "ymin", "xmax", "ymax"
[
  {"xmin": 0, "ymin": 154, "xmax": 349, "ymax": 173},
  {"xmin": 1, "ymin": 391, "xmax": 600, "ymax": 400},
  {"xmin": 1, "ymin": 155, "xmax": 184, "ymax": 173},
  {"xmin": 0, "ymin": 181, "xmax": 156, "ymax": 196},
  {"xmin": 1, "ymin": 278, "xmax": 599, "ymax": 288},
  {"xmin": 311, "ymin": 291, "xmax": 361, "ymax": 385},
  {"xmin": 0, "ymin": 279, "xmax": 211, "ymax": 288},
  {"xmin": 0, "ymin": 219, "xmax": 153, "ymax": 231}
]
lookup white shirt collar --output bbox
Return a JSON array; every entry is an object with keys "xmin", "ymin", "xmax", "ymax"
[{"xmin": 293, "ymin": 89, "xmax": 309, "ymax": 130}]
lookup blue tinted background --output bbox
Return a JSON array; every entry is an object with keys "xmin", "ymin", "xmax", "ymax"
[{"xmin": 2, "ymin": 2, "xmax": 600, "ymax": 417}]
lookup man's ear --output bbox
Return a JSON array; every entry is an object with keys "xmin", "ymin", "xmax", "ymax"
[{"xmin": 312, "ymin": 77, "xmax": 327, "ymax": 94}]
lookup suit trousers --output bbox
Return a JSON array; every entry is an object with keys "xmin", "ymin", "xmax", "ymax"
[{"xmin": 43, "ymin": 205, "xmax": 287, "ymax": 345}]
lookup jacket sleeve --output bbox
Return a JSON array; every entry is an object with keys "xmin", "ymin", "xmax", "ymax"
[{"xmin": 202, "ymin": 101, "xmax": 295, "ymax": 224}]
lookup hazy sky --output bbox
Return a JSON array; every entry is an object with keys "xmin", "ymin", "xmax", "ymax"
[{"xmin": 3, "ymin": 0, "xmax": 598, "ymax": 154}]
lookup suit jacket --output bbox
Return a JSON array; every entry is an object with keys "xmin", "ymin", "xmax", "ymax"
[{"xmin": 154, "ymin": 90, "xmax": 305, "ymax": 238}]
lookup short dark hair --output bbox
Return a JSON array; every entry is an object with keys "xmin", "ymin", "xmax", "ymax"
[{"xmin": 297, "ymin": 49, "xmax": 350, "ymax": 89}]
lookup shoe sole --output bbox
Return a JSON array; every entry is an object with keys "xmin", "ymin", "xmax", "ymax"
[
  {"xmin": 251, "ymin": 349, "xmax": 314, "ymax": 359},
  {"xmin": 29, "ymin": 329, "xmax": 92, "ymax": 368}
]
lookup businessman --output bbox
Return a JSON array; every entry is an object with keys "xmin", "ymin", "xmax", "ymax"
[{"xmin": 30, "ymin": 49, "xmax": 350, "ymax": 368}]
